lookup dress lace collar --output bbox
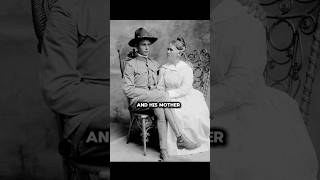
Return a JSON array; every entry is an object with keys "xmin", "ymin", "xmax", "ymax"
[{"xmin": 162, "ymin": 60, "xmax": 188, "ymax": 71}]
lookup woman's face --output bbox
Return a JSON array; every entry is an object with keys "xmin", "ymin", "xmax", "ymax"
[{"xmin": 167, "ymin": 43, "xmax": 180, "ymax": 61}]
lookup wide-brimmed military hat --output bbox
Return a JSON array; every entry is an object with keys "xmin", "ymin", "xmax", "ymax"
[{"xmin": 128, "ymin": 27, "xmax": 158, "ymax": 47}]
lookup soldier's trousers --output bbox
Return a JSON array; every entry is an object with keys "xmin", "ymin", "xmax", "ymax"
[
  {"xmin": 63, "ymin": 105, "xmax": 109, "ymax": 165},
  {"xmin": 130, "ymin": 89, "xmax": 182, "ymax": 150}
]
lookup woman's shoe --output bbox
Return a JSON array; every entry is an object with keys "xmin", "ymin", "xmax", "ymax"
[{"xmin": 176, "ymin": 134, "xmax": 199, "ymax": 150}]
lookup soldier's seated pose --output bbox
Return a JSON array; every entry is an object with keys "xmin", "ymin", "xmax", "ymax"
[{"xmin": 40, "ymin": 0, "xmax": 108, "ymax": 165}]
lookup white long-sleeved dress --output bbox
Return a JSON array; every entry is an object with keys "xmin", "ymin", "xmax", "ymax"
[{"xmin": 158, "ymin": 60, "xmax": 210, "ymax": 156}]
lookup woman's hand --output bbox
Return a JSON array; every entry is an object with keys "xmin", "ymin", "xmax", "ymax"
[{"xmin": 238, "ymin": 0, "xmax": 267, "ymax": 24}]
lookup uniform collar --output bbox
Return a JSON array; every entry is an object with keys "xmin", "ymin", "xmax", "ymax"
[
  {"xmin": 211, "ymin": 0, "xmax": 247, "ymax": 23},
  {"xmin": 135, "ymin": 53, "xmax": 150, "ymax": 62},
  {"xmin": 134, "ymin": 54, "xmax": 159, "ymax": 70}
]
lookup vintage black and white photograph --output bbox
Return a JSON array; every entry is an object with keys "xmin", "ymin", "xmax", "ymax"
[
  {"xmin": 110, "ymin": 20, "xmax": 211, "ymax": 162},
  {"xmin": 211, "ymin": 0, "xmax": 320, "ymax": 179},
  {"xmin": 0, "ymin": 0, "xmax": 109, "ymax": 179}
]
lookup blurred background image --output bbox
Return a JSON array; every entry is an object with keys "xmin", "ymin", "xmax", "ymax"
[
  {"xmin": 0, "ymin": 1, "xmax": 63, "ymax": 180},
  {"xmin": 210, "ymin": 0, "xmax": 320, "ymax": 177},
  {"xmin": 258, "ymin": 0, "xmax": 320, "ymax": 168}
]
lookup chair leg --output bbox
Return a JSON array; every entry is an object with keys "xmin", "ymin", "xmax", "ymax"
[
  {"xmin": 62, "ymin": 159, "xmax": 71, "ymax": 180},
  {"xmin": 71, "ymin": 165, "xmax": 79, "ymax": 180},
  {"xmin": 142, "ymin": 117, "xmax": 146, "ymax": 156},
  {"xmin": 99, "ymin": 168, "xmax": 110, "ymax": 180},
  {"xmin": 127, "ymin": 114, "xmax": 134, "ymax": 144}
]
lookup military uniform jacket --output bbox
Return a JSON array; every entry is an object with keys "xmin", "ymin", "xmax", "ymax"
[
  {"xmin": 122, "ymin": 54, "xmax": 159, "ymax": 106},
  {"xmin": 40, "ymin": 0, "xmax": 108, "ymax": 116}
]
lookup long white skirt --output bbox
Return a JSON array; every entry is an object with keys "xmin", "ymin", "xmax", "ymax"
[{"xmin": 167, "ymin": 88, "xmax": 210, "ymax": 156}]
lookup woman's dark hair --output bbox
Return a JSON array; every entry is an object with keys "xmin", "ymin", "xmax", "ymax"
[
  {"xmin": 170, "ymin": 37, "xmax": 194, "ymax": 69},
  {"xmin": 170, "ymin": 36, "xmax": 188, "ymax": 61},
  {"xmin": 170, "ymin": 36, "xmax": 186, "ymax": 52}
]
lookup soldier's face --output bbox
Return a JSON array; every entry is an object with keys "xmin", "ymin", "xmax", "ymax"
[{"xmin": 137, "ymin": 40, "xmax": 151, "ymax": 56}]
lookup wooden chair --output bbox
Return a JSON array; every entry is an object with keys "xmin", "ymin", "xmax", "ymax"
[
  {"xmin": 260, "ymin": 0, "xmax": 320, "ymax": 124},
  {"xmin": 118, "ymin": 48, "xmax": 210, "ymax": 156},
  {"xmin": 31, "ymin": 0, "xmax": 57, "ymax": 53},
  {"xmin": 186, "ymin": 49, "xmax": 211, "ymax": 98}
]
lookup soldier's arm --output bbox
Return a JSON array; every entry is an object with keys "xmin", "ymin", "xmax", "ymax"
[
  {"xmin": 40, "ymin": 1, "xmax": 107, "ymax": 116},
  {"xmin": 122, "ymin": 61, "xmax": 149, "ymax": 98}
]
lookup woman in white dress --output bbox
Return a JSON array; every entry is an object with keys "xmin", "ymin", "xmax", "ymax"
[
  {"xmin": 157, "ymin": 37, "xmax": 210, "ymax": 157},
  {"xmin": 212, "ymin": 0, "xmax": 319, "ymax": 179}
]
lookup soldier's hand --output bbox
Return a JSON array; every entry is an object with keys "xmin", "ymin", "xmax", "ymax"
[{"xmin": 165, "ymin": 91, "xmax": 170, "ymax": 99}]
